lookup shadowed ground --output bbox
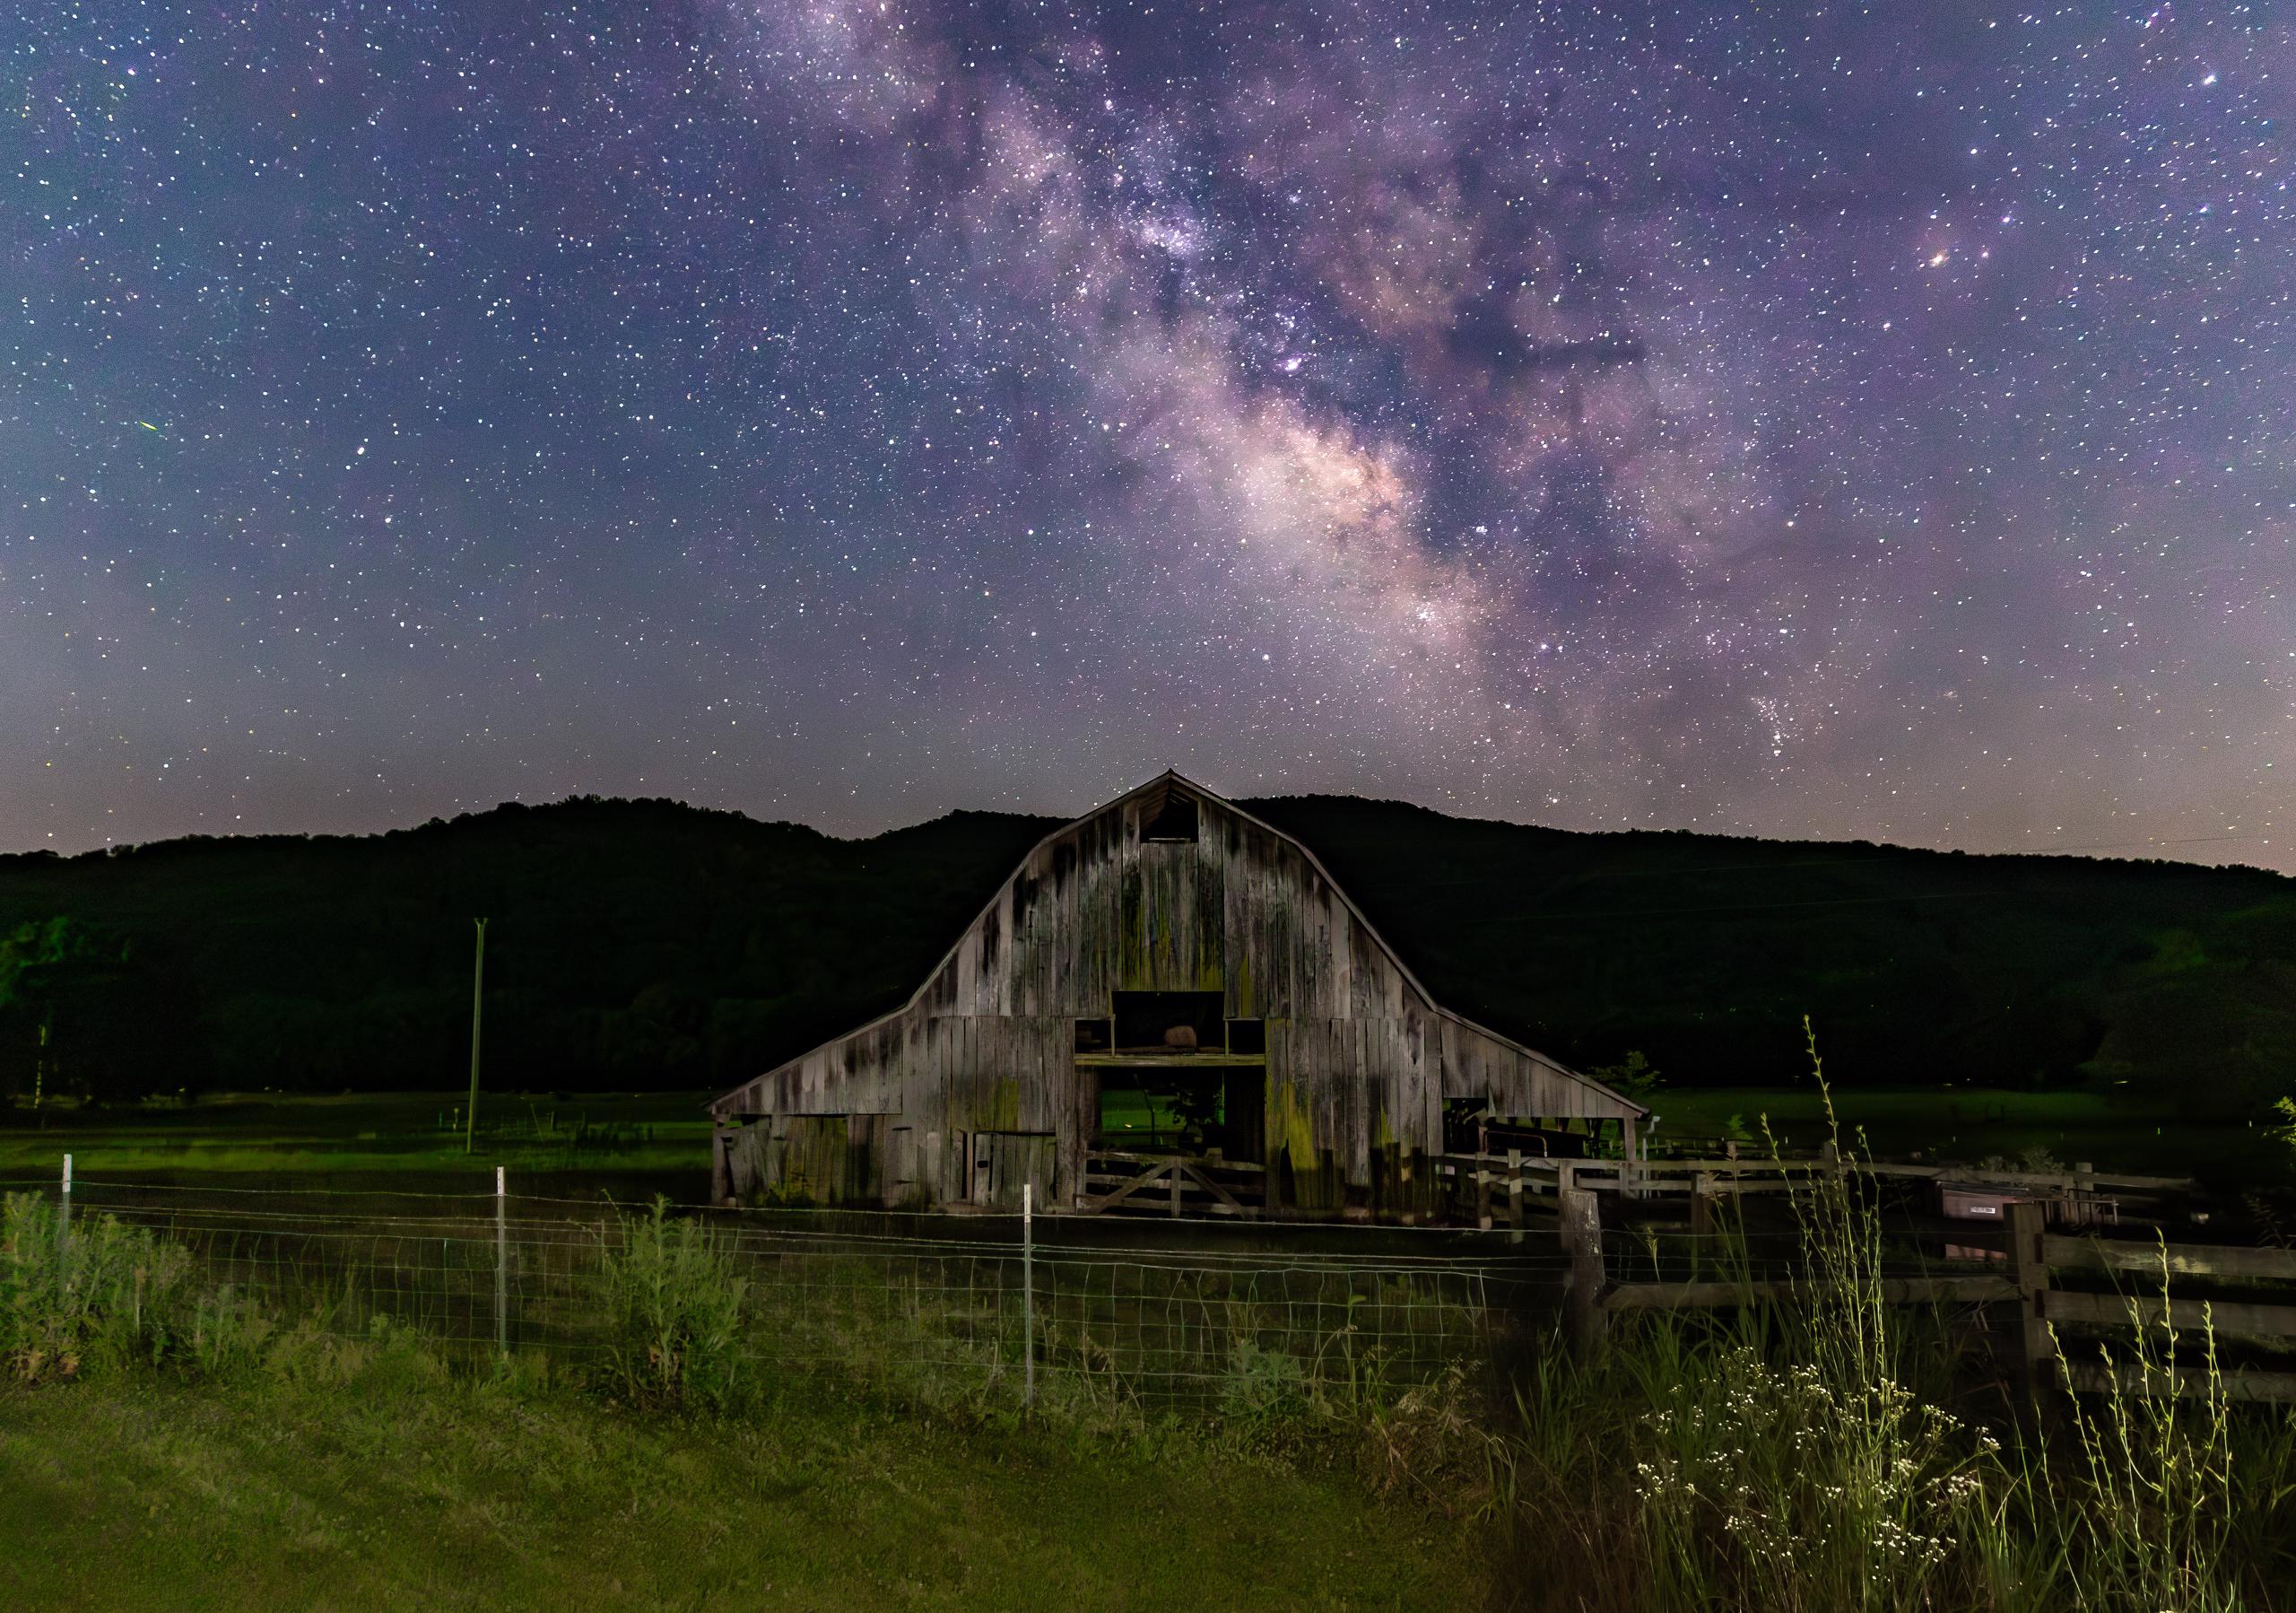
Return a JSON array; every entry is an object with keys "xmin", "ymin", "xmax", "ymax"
[{"xmin": 0, "ymin": 1376, "xmax": 1468, "ymax": 1611}]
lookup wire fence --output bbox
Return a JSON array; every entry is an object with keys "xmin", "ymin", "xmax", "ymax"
[{"xmin": 7, "ymin": 1166, "xmax": 1570, "ymax": 1410}]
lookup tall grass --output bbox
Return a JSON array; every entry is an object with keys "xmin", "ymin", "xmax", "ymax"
[
  {"xmin": 6, "ymin": 1141, "xmax": 2292, "ymax": 1612},
  {"xmin": 1614, "ymin": 1023, "xmax": 1998, "ymax": 1611},
  {"xmin": 591, "ymin": 1197, "xmax": 749, "ymax": 1411},
  {"xmin": 2046, "ymin": 1237, "xmax": 2242, "ymax": 1611},
  {"xmin": 1459, "ymin": 1021, "xmax": 2294, "ymax": 1613},
  {"xmin": 1, "ymin": 1191, "xmax": 252, "ymax": 1379}
]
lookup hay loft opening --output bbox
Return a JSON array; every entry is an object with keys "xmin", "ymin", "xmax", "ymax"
[
  {"xmin": 1113, "ymin": 990, "xmax": 1225, "ymax": 1052},
  {"xmin": 1141, "ymin": 790, "xmax": 1199, "ymax": 842}
]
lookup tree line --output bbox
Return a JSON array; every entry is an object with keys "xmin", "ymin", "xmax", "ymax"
[{"xmin": 1, "ymin": 793, "xmax": 2289, "ymax": 1117}]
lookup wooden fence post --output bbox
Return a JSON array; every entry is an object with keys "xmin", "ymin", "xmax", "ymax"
[
  {"xmin": 2006, "ymin": 1199, "xmax": 2057, "ymax": 1406},
  {"xmin": 1505, "ymin": 1147, "xmax": 1523, "ymax": 1242},
  {"xmin": 494, "ymin": 1164, "xmax": 509, "ymax": 1356},
  {"xmin": 1560, "ymin": 1183, "xmax": 1605, "ymax": 1361}
]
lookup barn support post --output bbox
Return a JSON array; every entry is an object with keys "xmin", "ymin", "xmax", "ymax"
[
  {"xmin": 1560, "ymin": 1183, "xmax": 1605, "ymax": 1361},
  {"xmin": 1505, "ymin": 1147, "xmax": 1522, "ymax": 1242},
  {"xmin": 1022, "ymin": 1181, "xmax": 1036, "ymax": 1408},
  {"xmin": 2006, "ymin": 1199, "xmax": 2057, "ymax": 1412},
  {"xmin": 493, "ymin": 1165, "xmax": 509, "ymax": 1356}
]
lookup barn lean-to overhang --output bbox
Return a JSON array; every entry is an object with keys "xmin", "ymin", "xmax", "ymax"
[{"xmin": 708, "ymin": 770, "xmax": 1646, "ymax": 1125}]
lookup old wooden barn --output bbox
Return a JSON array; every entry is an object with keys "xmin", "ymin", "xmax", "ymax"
[{"xmin": 709, "ymin": 772, "xmax": 1645, "ymax": 1219}]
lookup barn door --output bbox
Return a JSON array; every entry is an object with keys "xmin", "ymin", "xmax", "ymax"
[
  {"xmin": 975, "ymin": 1132, "xmax": 1056, "ymax": 1212},
  {"xmin": 967, "ymin": 1130, "xmax": 991, "ymax": 1205}
]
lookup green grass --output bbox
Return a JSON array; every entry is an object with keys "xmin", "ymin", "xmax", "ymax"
[
  {"xmin": 0, "ymin": 1090, "xmax": 714, "ymax": 1192},
  {"xmin": 0, "ymin": 1375, "xmax": 1465, "ymax": 1611},
  {"xmin": 8, "ymin": 1136, "xmax": 2295, "ymax": 1612},
  {"xmin": 7, "ymin": 1083, "xmax": 2284, "ymax": 1198},
  {"xmin": 1644, "ymin": 1085, "xmax": 2282, "ymax": 1179}
]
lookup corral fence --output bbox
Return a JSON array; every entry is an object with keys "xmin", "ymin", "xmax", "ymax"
[
  {"xmin": 1551, "ymin": 1158, "xmax": 2296, "ymax": 1404},
  {"xmin": 11, "ymin": 1159, "xmax": 1565, "ymax": 1410},
  {"xmin": 15, "ymin": 1152, "xmax": 2293, "ymax": 1409}
]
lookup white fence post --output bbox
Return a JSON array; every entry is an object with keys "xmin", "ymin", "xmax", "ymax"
[
  {"xmin": 1022, "ymin": 1181, "xmax": 1035, "ymax": 1408},
  {"xmin": 494, "ymin": 1164, "xmax": 509, "ymax": 1356},
  {"xmin": 58, "ymin": 1153, "xmax": 71, "ymax": 1246}
]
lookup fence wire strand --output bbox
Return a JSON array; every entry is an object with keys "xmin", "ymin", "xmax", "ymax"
[{"xmin": 26, "ymin": 1178, "xmax": 1562, "ymax": 1408}]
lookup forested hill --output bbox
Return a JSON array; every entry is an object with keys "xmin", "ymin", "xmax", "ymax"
[{"xmin": 1, "ymin": 795, "xmax": 2290, "ymax": 1115}]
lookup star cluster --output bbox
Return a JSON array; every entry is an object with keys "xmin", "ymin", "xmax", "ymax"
[{"xmin": 4, "ymin": 2, "xmax": 2289, "ymax": 864}]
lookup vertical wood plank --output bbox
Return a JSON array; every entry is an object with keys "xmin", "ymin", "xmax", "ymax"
[
  {"xmin": 2007, "ymin": 1199, "xmax": 2057, "ymax": 1408},
  {"xmin": 1561, "ymin": 1184, "xmax": 1605, "ymax": 1360}
]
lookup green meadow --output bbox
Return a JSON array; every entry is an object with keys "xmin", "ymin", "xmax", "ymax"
[
  {"xmin": 5, "ymin": 1156, "xmax": 2292, "ymax": 1612},
  {"xmin": 0, "ymin": 1091, "xmax": 715, "ymax": 1199},
  {"xmin": 1, "ymin": 1374, "xmax": 1462, "ymax": 1612},
  {"xmin": 1646, "ymin": 1085, "xmax": 2283, "ymax": 1181},
  {"xmin": 4, "ymin": 1081, "xmax": 2279, "ymax": 1197}
]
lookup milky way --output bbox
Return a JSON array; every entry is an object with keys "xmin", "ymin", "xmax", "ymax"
[{"xmin": 4, "ymin": 3, "xmax": 2289, "ymax": 866}]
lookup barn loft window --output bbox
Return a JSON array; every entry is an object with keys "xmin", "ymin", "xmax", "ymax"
[
  {"xmin": 1141, "ymin": 791, "xmax": 1199, "ymax": 842},
  {"xmin": 1112, "ymin": 990, "xmax": 1225, "ymax": 1052}
]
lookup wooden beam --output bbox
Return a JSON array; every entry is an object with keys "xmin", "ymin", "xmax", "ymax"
[
  {"xmin": 1601, "ymin": 1275, "xmax": 2017, "ymax": 1312},
  {"xmin": 1084, "ymin": 1157, "xmax": 1182, "ymax": 1214},
  {"xmin": 1179, "ymin": 1162, "xmax": 1249, "ymax": 1216},
  {"xmin": 1559, "ymin": 1184, "xmax": 1605, "ymax": 1360},
  {"xmin": 2042, "ymin": 1236, "xmax": 2296, "ymax": 1284},
  {"xmin": 2007, "ymin": 1200, "xmax": 2057, "ymax": 1409},
  {"xmin": 1089, "ymin": 1148, "xmax": 1265, "ymax": 1173},
  {"xmin": 2041, "ymin": 1289, "xmax": 2296, "ymax": 1339},
  {"xmin": 2061, "ymin": 1361, "xmax": 2296, "ymax": 1403}
]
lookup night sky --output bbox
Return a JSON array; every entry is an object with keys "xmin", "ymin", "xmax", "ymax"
[{"xmin": 5, "ymin": 3, "xmax": 2289, "ymax": 867}]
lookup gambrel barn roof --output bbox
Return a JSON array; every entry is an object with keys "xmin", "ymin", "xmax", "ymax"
[{"xmin": 710, "ymin": 771, "xmax": 1644, "ymax": 1125}]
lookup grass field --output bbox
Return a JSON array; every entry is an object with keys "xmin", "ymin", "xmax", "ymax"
[
  {"xmin": 7, "ymin": 1131, "xmax": 2294, "ymax": 1611},
  {"xmin": 2, "ymin": 1082, "xmax": 2283, "ymax": 1195},
  {"xmin": 0, "ymin": 1375, "xmax": 1464, "ymax": 1611},
  {"xmin": 0, "ymin": 1091, "xmax": 715, "ymax": 1199},
  {"xmin": 1645, "ymin": 1085, "xmax": 2283, "ymax": 1180}
]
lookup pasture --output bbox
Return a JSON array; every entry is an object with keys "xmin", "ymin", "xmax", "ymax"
[
  {"xmin": 0, "ymin": 1090, "xmax": 715, "ymax": 1201},
  {"xmin": 5, "ymin": 1099, "xmax": 2295, "ymax": 1612},
  {"xmin": 2, "ymin": 1374, "xmax": 1462, "ymax": 1611},
  {"xmin": 1646, "ymin": 1084, "xmax": 2282, "ymax": 1182},
  {"xmin": 2, "ymin": 1082, "xmax": 2277, "ymax": 1200}
]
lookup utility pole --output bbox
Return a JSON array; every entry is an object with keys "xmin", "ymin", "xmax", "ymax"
[{"xmin": 465, "ymin": 917, "xmax": 488, "ymax": 1154}]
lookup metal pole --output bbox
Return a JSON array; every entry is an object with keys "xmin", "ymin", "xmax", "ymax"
[
  {"xmin": 1022, "ymin": 1181, "xmax": 1035, "ymax": 1408},
  {"xmin": 465, "ymin": 917, "xmax": 488, "ymax": 1154},
  {"xmin": 58, "ymin": 1152, "xmax": 71, "ymax": 1246},
  {"xmin": 494, "ymin": 1164, "xmax": 509, "ymax": 1356}
]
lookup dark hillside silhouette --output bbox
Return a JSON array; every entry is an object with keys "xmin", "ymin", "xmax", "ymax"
[
  {"xmin": 1, "ymin": 794, "xmax": 2289, "ymax": 1114},
  {"xmin": 1248, "ymin": 796, "xmax": 2295, "ymax": 1117}
]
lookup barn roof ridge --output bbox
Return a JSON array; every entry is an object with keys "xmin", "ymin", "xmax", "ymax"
[{"xmin": 710, "ymin": 769, "xmax": 1643, "ymax": 1119}]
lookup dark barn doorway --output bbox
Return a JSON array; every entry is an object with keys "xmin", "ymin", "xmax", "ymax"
[{"xmin": 1091, "ymin": 1062, "xmax": 1265, "ymax": 1163}]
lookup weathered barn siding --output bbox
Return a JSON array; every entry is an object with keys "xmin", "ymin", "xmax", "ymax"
[{"xmin": 710, "ymin": 773, "xmax": 1642, "ymax": 1213}]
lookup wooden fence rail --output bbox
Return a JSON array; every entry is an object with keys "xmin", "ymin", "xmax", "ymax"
[
  {"xmin": 1439, "ymin": 1149, "xmax": 2191, "ymax": 1227},
  {"xmin": 1579, "ymin": 1196, "xmax": 2296, "ymax": 1402},
  {"xmin": 1081, "ymin": 1150, "xmax": 1265, "ymax": 1217}
]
